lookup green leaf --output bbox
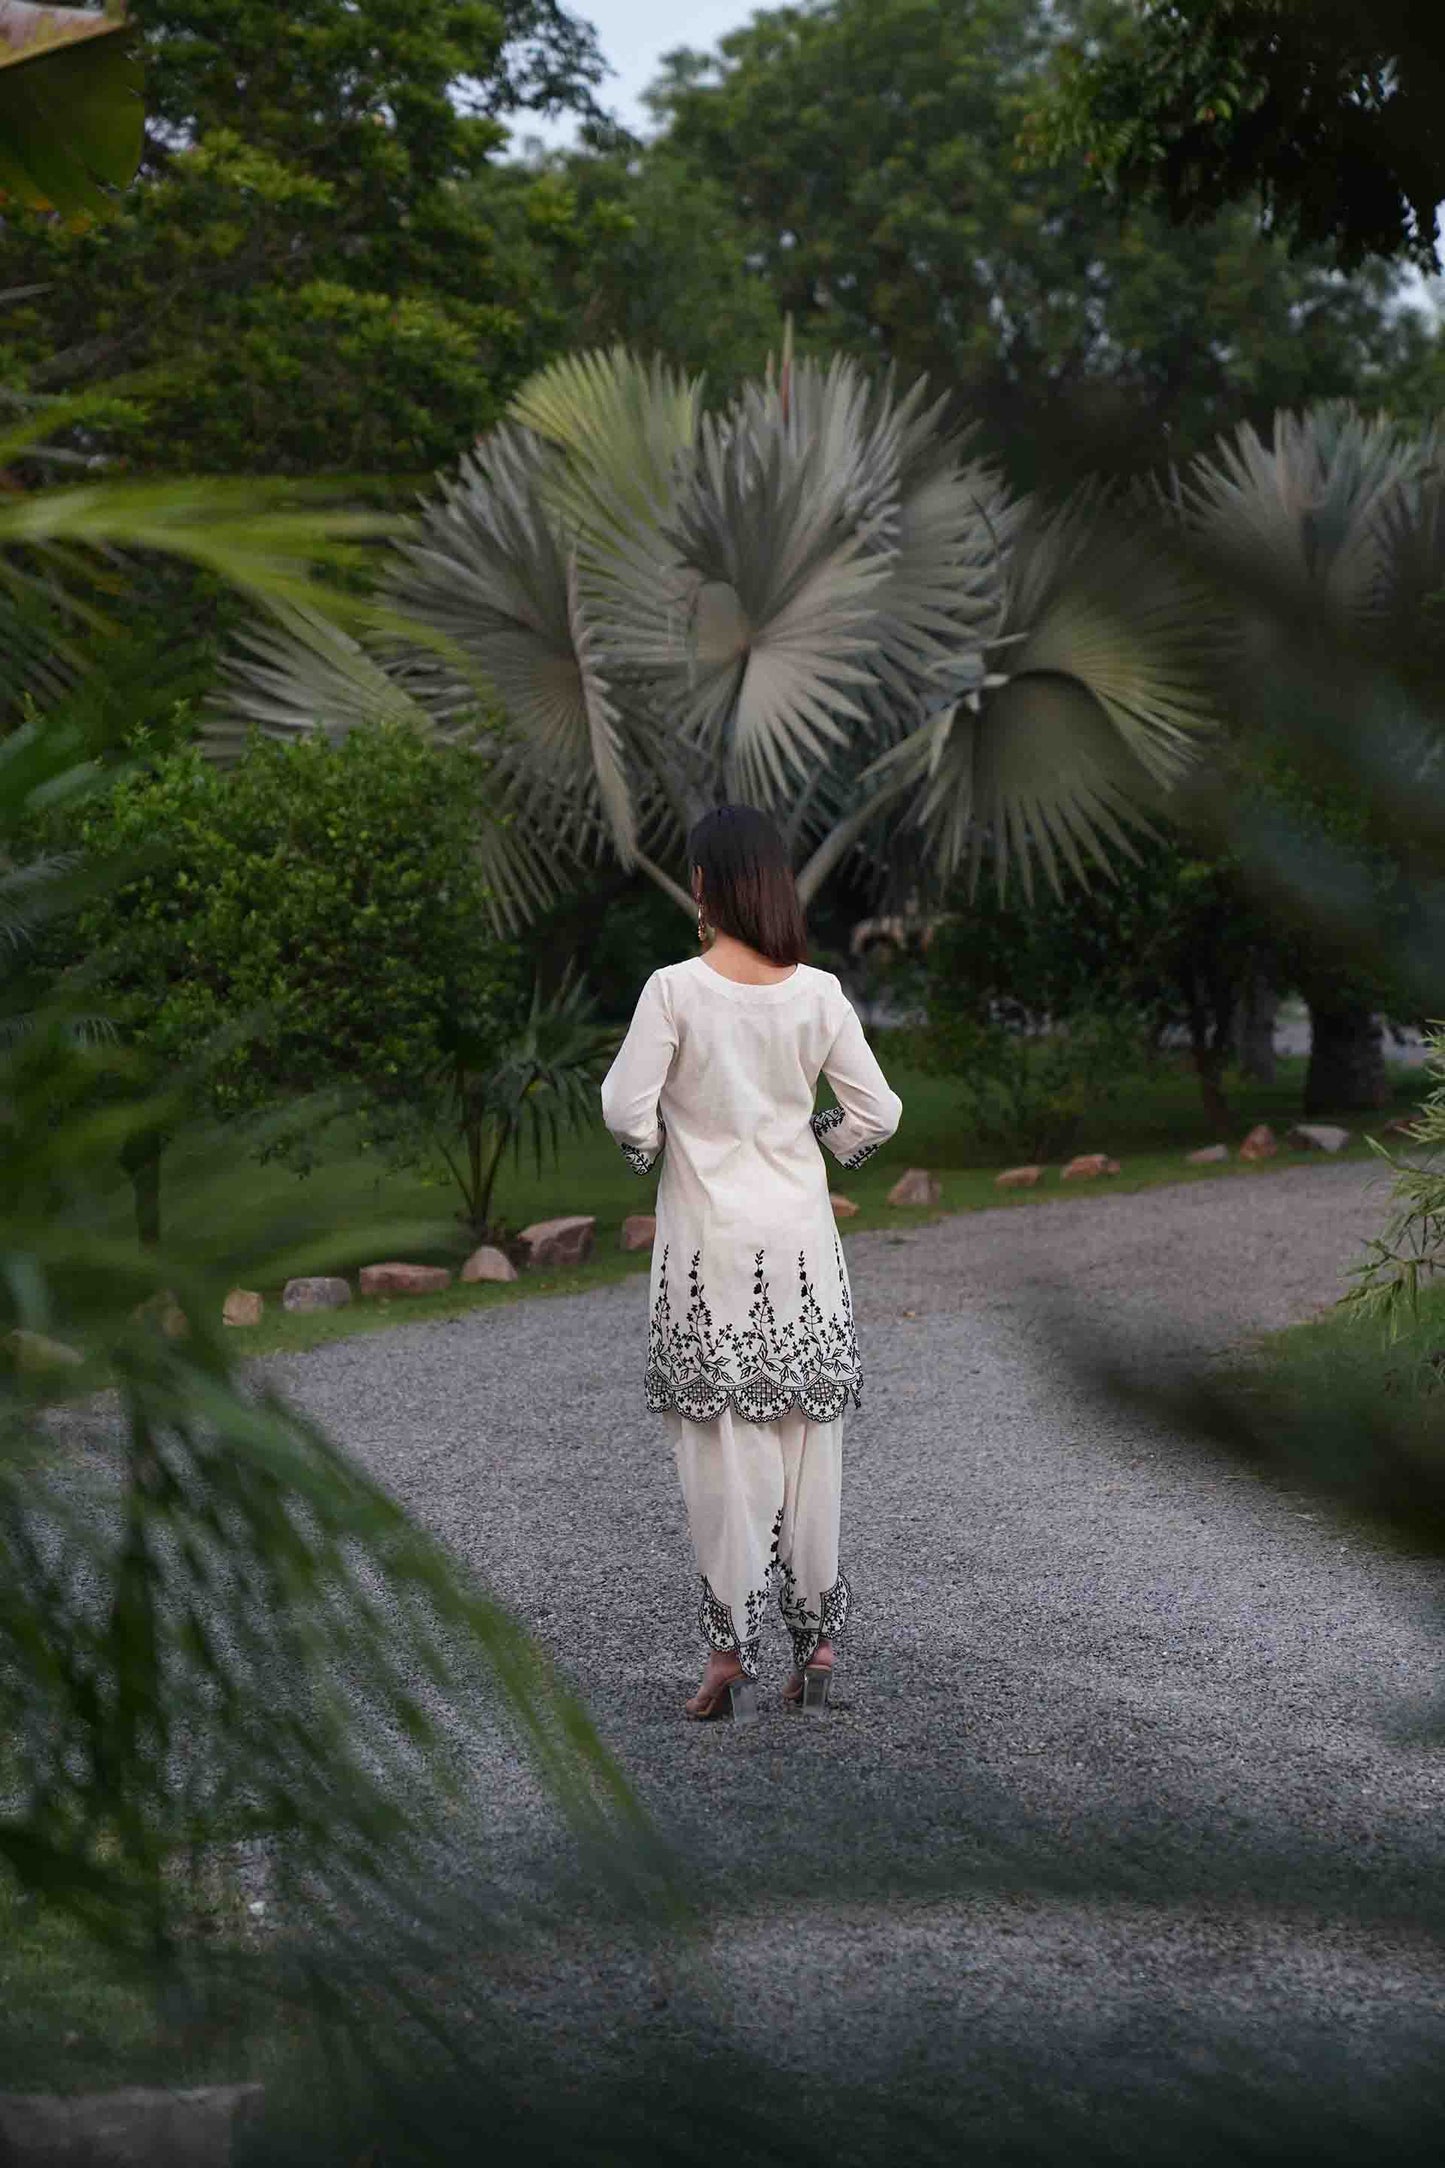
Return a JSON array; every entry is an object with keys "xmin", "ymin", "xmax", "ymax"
[{"xmin": 0, "ymin": 5, "xmax": 142, "ymax": 214}]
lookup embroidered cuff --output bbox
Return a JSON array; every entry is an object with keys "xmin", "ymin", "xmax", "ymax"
[
  {"xmin": 839, "ymin": 1137, "xmax": 881, "ymax": 1169},
  {"xmin": 617, "ymin": 1119, "xmax": 665, "ymax": 1176},
  {"xmin": 810, "ymin": 1105, "xmax": 880, "ymax": 1170}
]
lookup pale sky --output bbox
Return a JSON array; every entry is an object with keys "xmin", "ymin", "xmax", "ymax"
[{"xmin": 510, "ymin": 0, "xmax": 760, "ymax": 149}]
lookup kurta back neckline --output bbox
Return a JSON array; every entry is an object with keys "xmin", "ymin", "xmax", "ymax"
[{"xmin": 688, "ymin": 954, "xmax": 807, "ymax": 1002}]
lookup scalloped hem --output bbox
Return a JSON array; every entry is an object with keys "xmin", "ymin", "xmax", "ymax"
[{"xmin": 647, "ymin": 1374, "xmax": 862, "ymax": 1424}]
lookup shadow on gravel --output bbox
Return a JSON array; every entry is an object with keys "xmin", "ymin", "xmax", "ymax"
[
  {"xmin": 242, "ymin": 1960, "xmax": 1445, "ymax": 2168},
  {"xmin": 214, "ymin": 1690, "xmax": 1445, "ymax": 2168},
  {"xmin": 233, "ymin": 1269, "xmax": 1445, "ymax": 2165},
  {"xmin": 221, "ymin": 1273, "xmax": 1445, "ymax": 2164}
]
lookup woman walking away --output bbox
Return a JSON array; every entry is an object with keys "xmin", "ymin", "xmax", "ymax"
[{"xmin": 601, "ymin": 806, "xmax": 902, "ymax": 1727}]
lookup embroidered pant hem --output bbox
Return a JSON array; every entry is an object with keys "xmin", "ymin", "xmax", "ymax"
[{"xmin": 665, "ymin": 1404, "xmax": 850, "ymax": 1680}]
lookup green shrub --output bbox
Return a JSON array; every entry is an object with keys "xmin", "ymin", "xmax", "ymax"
[
  {"xmin": 39, "ymin": 723, "xmax": 526, "ymax": 1231},
  {"xmin": 919, "ymin": 1008, "xmax": 1145, "ymax": 1162},
  {"xmin": 921, "ymin": 838, "xmax": 1275, "ymax": 1139}
]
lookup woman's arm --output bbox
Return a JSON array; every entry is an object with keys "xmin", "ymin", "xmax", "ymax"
[
  {"xmin": 600, "ymin": 972, "xmax": 677, "ymax": 1174},
  {"xmin": 812, "ymin": 993, "xmax": 903, "ymax": 1170}
]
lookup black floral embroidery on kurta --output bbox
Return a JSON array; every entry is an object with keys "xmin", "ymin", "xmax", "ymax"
[
  {"xmin": 645, "ymin": 1242, "xmax": 862, "ymax": 1423},
  {"xmin": 810, "ymin": 1102, "xmax": 882, "ymax": 1170}
]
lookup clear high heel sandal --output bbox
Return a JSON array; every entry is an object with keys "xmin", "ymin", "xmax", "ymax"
[
  {"xmin": 723, "ymin": 1677, "xmax": 759, "ymax": 1727},
  {"xmin": 797, "ymin": 1664, "xmax": 833, "ymax": 1714},
  {"xmin": 686, "ymin": 1665, "xmax": 760, "ymax": 1727},
  {"xmin": 782, "ymin": 1651, "xmax": 835, "ymax": 1714}
]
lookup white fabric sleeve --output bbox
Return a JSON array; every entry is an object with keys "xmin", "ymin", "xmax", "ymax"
[
  {"xmin": 812, "ymin": 990, "xmax": 903, "ymax": 1170},
  {"xmin": 600, "ymin": 971, "xmax": 676, "ymax": 1174}
]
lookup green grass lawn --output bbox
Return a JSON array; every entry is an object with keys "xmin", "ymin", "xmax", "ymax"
[
  {"xmin": 1245, "ymin": 1269, "xmax": 1445, "ymax": 1415},
  {"xmin": 148, "ymin": 1045, "xmax": 1426, "ymax": 1358},
  {"xmin": 1192, "ymin": 1277, "xmax": 1445, "ymax": 1554},
  {"xmin": 0, "ymin": 1879, "xmax": 268, "ymax": 2094}
]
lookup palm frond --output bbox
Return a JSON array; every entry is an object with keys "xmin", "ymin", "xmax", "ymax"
[
  {"xmin": 508, "ymin": 346, "xmax": 701, "ymax": 546},
  {"xmin": 865, "ymin": 498, "xmax": 1216, "ymax": 895},
  {"xmin": 391, "ymin": 427, "xmax": 638, "ymax": 864},
  {"xmin": 0, "ymin": 848, "xmax": 82, "ymax": 947},
  {"xmin": 0, "ymin": 590, "xmax": 81, "ymax": 720},
  {"xmin": 1004, "ymin": 504, "xmax": 1216, "ymax": 784},
  {"xmin": 861, "ymin": 402, "xmax": 1018, "ymax": 742},
  {"xmin": 209, "ymin": 607, "xmax": 567, "ymax": 933},
  {"xmin": 0, "ymin": 479, "xmax": 394, "ymax": 620},
  {"xmin": 1186, "ymin": 403, "xmax": 1424, "ymax": 621},
  {"xmin": 208, "ymin": 605, "xmax": 436, "ymax": 759},
  {"xmin": 1372, "ymin": 424, "xmax": 1445, "ymax": 684},
  {"xmin": 602, "ymin": 401, "xmax": 889, "ymax": 809}
]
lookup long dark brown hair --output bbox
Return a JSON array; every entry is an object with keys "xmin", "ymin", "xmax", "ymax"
[{"xmin": 688, "ymin": 804, "xmax": 808, "ymax": 966}]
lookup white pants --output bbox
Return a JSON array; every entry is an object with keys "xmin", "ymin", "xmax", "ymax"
[{"xmin": 665, "ymin": 1406, "xmax": 852, "ymax": 1681}]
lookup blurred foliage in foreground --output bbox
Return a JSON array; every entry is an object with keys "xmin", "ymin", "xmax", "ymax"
[
  {"xmin": 0, "ymin": 704, "xmax": 662, "ymax": 2082},
  {"xmin": 1077, "ymin": 1273, "xmax": 1445, "ymax": 1576},
  {"xmin": 1044, "ymin": 472, "xmax": 1445, "ymax": 1644}
]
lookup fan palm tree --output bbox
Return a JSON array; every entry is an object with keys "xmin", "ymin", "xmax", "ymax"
[
  {"xmin": 216, "ymin": 342, "xmax": 1218, "ymax": 920},
  {"xmin": 1370, "ymin": 413, "xmax": 1445, "ymax": 761},
  {"xmin": 1184, "ymin": 403, "xmax": 1428, "ymax": 653}
]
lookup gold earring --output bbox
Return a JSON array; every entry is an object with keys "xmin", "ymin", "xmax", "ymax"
[{"xmin": 697, "ymin": 907, "xmax": 711, "ymax": 947}]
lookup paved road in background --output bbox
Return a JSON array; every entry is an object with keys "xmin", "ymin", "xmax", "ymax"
[{"xmin": 269, "ymin": 1160, "xmax": 1445, "ymax": 2162}]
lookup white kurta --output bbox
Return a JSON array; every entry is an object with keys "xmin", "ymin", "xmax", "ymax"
[{"xmin": 600, "ymin": 957, "xmax": 903, "ymax": 1424}]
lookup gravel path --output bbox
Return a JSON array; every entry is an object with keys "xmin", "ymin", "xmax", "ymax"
[{"xmin": 265, "ymin": 1161, "xmax": 1445, "ymax": 2160}]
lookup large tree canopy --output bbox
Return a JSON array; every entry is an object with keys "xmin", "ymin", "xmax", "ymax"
[
  {"xmin": 1, "ymin": 0, "xmax": 610, "ymax": 474},
  {"xmin": 1022, "ymin": 0, "xmax": 1445, "ymax": 274},
  {"xmin": 648, "ymin": 0, "xmax": 1416, "ymax": 486},
  {"xmin": 141, "ymin": 0, "xmax": 600, "ymax": 143},
  {"xmin": 135, "ymin": 0, "xmax": 603, "ymax": 258},
  {"xmin": 508, "ymin": 124, "xmax": 781, "ymax": 396}
]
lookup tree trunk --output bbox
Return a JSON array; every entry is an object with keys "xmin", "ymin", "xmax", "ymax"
[
  {"xmin": 1304, "ymin": 1004, "xmax": 1388, "ymax": 1114},
  {"xmin": 1184, "ymin": 972, "xmax": 1234, "ymax": 1139},
  {"xmin": 472, "ymin": 1121, "xmax": 510, "ymax": 1240},
  {"xmin": 1234, "ymin": 974, "xmax": 1278, "ymax": 1086},
  {"xmin": 1192, "ymin": 1045, "xmax": 1233, "ymax": 1139},
  {"xmin": 121, "ymin": 1129, "xmax": 163, "ymax": 1248}
]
